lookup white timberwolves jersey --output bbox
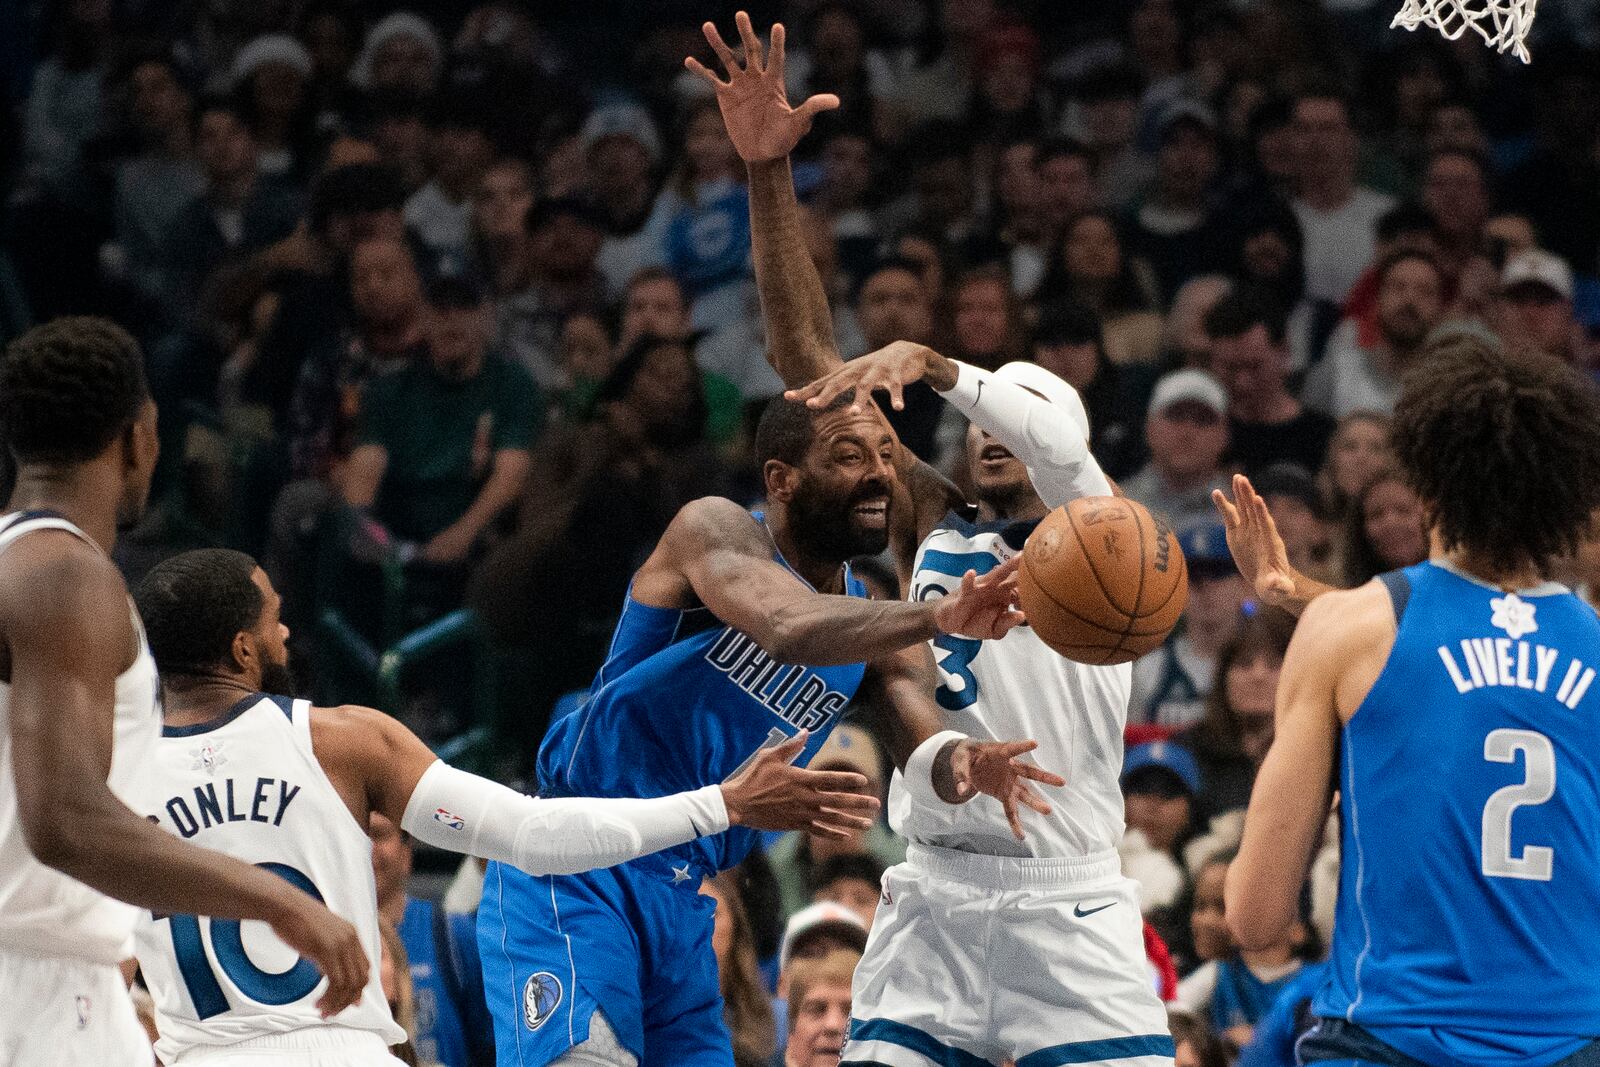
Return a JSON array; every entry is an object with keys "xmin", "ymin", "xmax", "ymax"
[
  {"xmin": 891, "ymin": 514, "xmax": 1132, "ymax": 858},
  {"xmin": 0, "ymin": 511, "xmax": 161, "ymax": 965},
  {"xmin": 127, "ymin": 694, "xmax": 404, "ymax": 1062}
]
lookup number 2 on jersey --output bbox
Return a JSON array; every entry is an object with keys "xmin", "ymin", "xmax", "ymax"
[
  {"xmin": 1481, "ymin": 728, "xmax": 1555, "ymax": 881},
  {"xmin": 160, "ymin": 862, "xmax": 327, "ymax": 1018}
]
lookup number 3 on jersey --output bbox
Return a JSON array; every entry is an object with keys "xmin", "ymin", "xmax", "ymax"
[
  {"xmin": 159, "ymin": 862, "xmax": 327, "ymax": 1018},
  {"xmin": 915, "ymin": 548, "xmax": 1000, "ymax": 712}
]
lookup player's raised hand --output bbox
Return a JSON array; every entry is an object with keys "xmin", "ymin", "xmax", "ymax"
[
  {"xmin": 784, "ymin": 340, "xmax": 933, "ymax": 412},
  {"xmin": 1212, "ymin": 473, "xmax": 1297, "ymax": 608},
  {"xmin": 932, "ymin": 555, "xmax": 1026, "ymax": 640},
  {"xmin": 948, "ymin": 739, "xmax": 1065, "ymax": 840},
  {"xmin": 267, "ymin": 896, "xmax": 370, "ymax": 1017},
  {"xmin": 721, "ymin": 730, "xmax": 881, "ymax": 839},
  {"xmin": 685, "ymin": 11, "xmax": 838, "ymax": 163}
]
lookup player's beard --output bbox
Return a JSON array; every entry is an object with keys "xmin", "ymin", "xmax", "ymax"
[
  {"xmin": 259, "ymin": 651, "xmax": 298, "ymax": 698},
  {"xmin": 789, "ymin": 475, "xmax": 892, "ymax": 563}
]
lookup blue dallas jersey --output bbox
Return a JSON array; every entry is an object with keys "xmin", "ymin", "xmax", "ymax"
[
  {"xmin": 537, "ymin": 514, "xmax": 869, "ymax": 874},
  {"xmin": 1314, "ymin": 561, "xmax": 1600, "ymax": 1067}
]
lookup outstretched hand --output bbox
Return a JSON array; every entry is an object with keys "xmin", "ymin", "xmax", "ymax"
[
  {"xmin": 946, "ymin": 739, "xmax": 1066, "ymax": 840},
  {"xmin": 783, "ymin": 341, "xmax": 933, "ymax": 412},
  {"xmin": 1211, "ymin": 473, "xmax": 1297, "ymax": 607},
  {"xmin": 685, "ymin": 12, "xmax": 839, "ymax": 164},
  {"xmin": 721, "ymin": 730, "xmax": 881, "ymax": 839},
  {"xmin": 931, "ymin": 555, "xmax": 1026, "ymax": 640}
]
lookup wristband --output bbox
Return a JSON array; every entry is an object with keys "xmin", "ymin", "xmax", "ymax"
[{"xmin": 902, "ymin": 730, "xmax": 969, "ymax": 808}]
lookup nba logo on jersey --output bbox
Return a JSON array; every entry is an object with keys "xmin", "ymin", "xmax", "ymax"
[
  {"xmin": 189, "ymin": 742, "xmax": 227, "ymax": 775},
  {"xmin": 74, "ymin": 996, "xmax": 91, "ymax": 1030},
  {"xmin": 523, "ymin": 972, "xmax": 562, "ymax": 1031},
  {"xmin": 432, "ymin": 807, "xmax": 466, "ymax": 831}
]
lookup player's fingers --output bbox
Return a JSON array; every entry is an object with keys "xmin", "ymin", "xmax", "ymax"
[
  {"xmin": 809, "ymin": 819, "xmax": 865, "ymax": 840},
  {"xmin": 1002, "ymin": 792, "xmax": 1025, "ymax": 840},
  {"xmin": 769, "ymin": 728, "xmax": 809, "ymax": 761},
  {"xmin": 1211, "ymin": 488, "xmax": 1240, "ymax": 528},
  {"xmin": 993, "ymin": 739, "xmax": 1040, "ymax": 758},
  {"xmin": 817, "ymin": 806, "xmax": 876, "ymax": 829},
  {"xmin": 801, "ymin": 769, "xmax": 869, "ymax": 793},
  {"xmin": 702, "ymin": 21, "xmax": 739, "ymax": 71},
  {"xmin": 734, "ymin": 11, "xmax": 764, "ymax": 71},
  {"xmin": 991, "ymin": 554, "xmax": 1023, "ymax": 581},
  {"xmin": 1015, "ymin": 783, "xmax": 1054, "ymax": 816},
  {"xmin": 682, "ymin": 56, "xmax": 730, "ymax": 89},
  {"xmin": 959, "ymin": 569, "xmax": 977, "ymax": 598},
  {"xmin": 816, "ymin": 792, "xmax": 880, "ymax": 816},
  {"xmin": 794, "ymin": 93, "xmax": 841, "ymax": 121},
  {"xmin": 1235, "ymin": 473, "xmax": 1259, "ymax": 510},
  {"xmin": 1011, "ymin": 759, "xmax": 1066, "ymax": 787},
  {"xmin": 887, "ymin": 379, "xmax": 905, "ymax": 410},
  {"xmin": 768, "ymin": 21, "xmax": 787, "ymax": 82}
]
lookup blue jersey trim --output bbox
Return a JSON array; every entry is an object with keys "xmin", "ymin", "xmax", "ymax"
[
  {"xmin": 934, "ymin": 509, "xmax": 1040, "ymax": 550},
  {"xmin": 846, "ymin": 1017, "xmax": 994, "ymax": 1067},
  {"xmin": 1017, "ymin": 1034, "xmax": 1178, "ymax": 1065},
  {"xmin": 162, "ymin": 692, "xmax": 263, "ymax": 737},
  {"xmin": 1376, "ymin": 570, "xmax": 1411, "ymax": 623}
]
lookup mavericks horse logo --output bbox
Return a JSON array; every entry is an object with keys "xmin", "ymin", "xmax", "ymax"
[{"xmin": 523, "ymin": 971, "xmax": 563, "ymax": 1031}]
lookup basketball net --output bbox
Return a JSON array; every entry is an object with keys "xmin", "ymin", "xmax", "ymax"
[{"xmin": 1391, "ymin": 0, "xmax": 1537, "ymax": 63}]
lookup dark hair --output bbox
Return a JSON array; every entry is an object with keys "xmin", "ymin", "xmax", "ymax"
[
  {"xmin": 133, "ymin": 549, "xmax": 263, "ymax": 676},
  {"xmin": 1037, "ymin": 136, "xmax": 1093, "ymax": 167},
  {"xmin": 192, "ymin": 92, "xmax": 252, "ymax": 138},
  {"xmin": 811, "ymin": 852, "xmax": 886, "ymax": 897},
  {"xmin": 594, "ymin": 335, "xmax": 708, "ymax": 449},
  {"xmin": 754, "ymin": 392, "xmax": 857, "ymax": 467},
  {"xmin": 1190, "ymin": 609, "xmax": 1296, "ymax": 761},
  {"xmin": 1340, "ymin": 467, "xmax": 1424, "ymax": 587},
  {"xmin": 1231, "ymin": 199, "xmax": 1306, "ymax": 306},
  {"xmin": 1393, "ymin": 335, "xmax": 1600, "ymax": 574},
  {"xmin": 851, "ymin": 255, "xmax": 928, "ymax": 305},
  {"xmin": 1034, "ymin": 301, "xmax": 1105, "ymax": 347},
  {"xmin": 1203, "ymin": 285, "xmax": 1287, "ymax": 345},
  {"xmin": 310, "ymin": 162, "xmax": 406, "ymax": 233},
  {"xmin": 1376, "ymin": 202, "xmax": 1434, "ymax": 244},
  {"xmin": 1375, "ymin": 247, "xmax": 1444, "ymax": 289},
  {"xmin": 1036, "ymin": 211, "xmax": 1155, "ymax": 317},
  {"xmin": 0, "ymin": 317, "xmax": 149, "ymax": 465}
]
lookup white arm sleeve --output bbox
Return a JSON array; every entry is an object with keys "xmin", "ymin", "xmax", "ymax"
[
  {"xmin": 400, "ymin": 761, "xmax": 729, "ymax": 876},
  {"xmin": 938, "ymin": 360, "xmax": 1114, "ymax": 506}
]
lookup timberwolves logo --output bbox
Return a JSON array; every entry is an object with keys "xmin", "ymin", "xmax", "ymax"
[{"xmin": 523, "ymin": 972, "xmax": 563, "ymax": 1032}]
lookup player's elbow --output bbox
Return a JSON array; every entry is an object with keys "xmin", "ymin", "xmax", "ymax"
[
  {"xmin": 18, "ymin": 792, "xmax": 99, "ymax": 875},
  {"xmin": 1224, "ymin": 879, "xmax": 1295, "ymax": 952},
  {"xmin": 762, "ymin": 606, "xmax": 815, "ymax": 664}
]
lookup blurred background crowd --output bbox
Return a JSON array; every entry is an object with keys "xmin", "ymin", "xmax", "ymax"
[{"xmin": 7, "ymin": 0, "xmax": 1600, "ymax": 1063}]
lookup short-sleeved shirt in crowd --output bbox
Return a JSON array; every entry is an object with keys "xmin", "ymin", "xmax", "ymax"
[
  {"xmin": 1292, "ymin": 187, "xmax": 1396, "ymax": 305},
  {"xmin": 1226, "ymin": 409, "xmax": 1335, "ymax": 477},
  {"xmin": 358, "ymin": 355, "xmax": 539, "ymax": 542}
]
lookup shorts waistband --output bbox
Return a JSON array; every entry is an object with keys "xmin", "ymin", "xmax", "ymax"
[
  {"xmin": 175, "ymin": 1027, "xmax": 391, "ymax": 1060},
  {"xmin": 906, "ymin": 843, "xmax": 1120, "ymax": 889}
]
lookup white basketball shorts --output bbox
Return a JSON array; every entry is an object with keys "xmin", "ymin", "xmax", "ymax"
[
  {"xmin": 0, "ymin": 949, "xmax": 152, "ymax": 1066},
  {"xmin": 840, "ymin": 845, "xmax": 1175, "ymax": 1067},
  {"xmin": 169, "ymin": 1027, "xmax": 408, "ymax": 1065}
]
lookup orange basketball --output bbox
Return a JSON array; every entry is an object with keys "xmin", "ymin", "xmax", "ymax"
[{"xmin": 1018, "ymin": 496, "xmax": 1188, "ymax": 665}]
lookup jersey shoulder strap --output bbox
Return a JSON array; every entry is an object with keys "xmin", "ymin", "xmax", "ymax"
[
  {"xmin": 0, "ymin": 509, "xmax": 102, "ymax": 558},
  {"xmin": 1376, "ymin": 569, "xmax": 1412, "ymax": 623}
]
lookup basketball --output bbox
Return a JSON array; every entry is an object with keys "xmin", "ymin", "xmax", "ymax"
[{"xmin": 1018, "ymin": 496, "xmax": 1188, "ymax": 666}]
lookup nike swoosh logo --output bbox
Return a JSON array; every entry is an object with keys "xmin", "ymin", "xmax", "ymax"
[{"xmin": 1073, "ymin": 901, "xmax": 1116, "ymax": 918}]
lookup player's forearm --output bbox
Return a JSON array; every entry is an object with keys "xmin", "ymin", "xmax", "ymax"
[
  {"xmin": 938, "ymin": 360, "xmax": 1113, "ymax": 503},
  {"xmin": 747, "ymin": 158, "xmax": 842, "ymax": 387},
  {"xmin": 764, "ymin": 593, "xmax": 941, "ymax": 666},
  {"xmin": 35, "ymin": 792, "xmax": 311, "ymax": 924},
  {"xmin": 399, "ymin": 761, "xmax": 728, "ymax": 875}
]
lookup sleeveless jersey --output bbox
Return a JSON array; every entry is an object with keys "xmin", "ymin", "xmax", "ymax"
[
  {"xmin": 0, "ymin": 510, "xmax": 161, "ymax": 965},
  {"xmin": 126, "ymin": 694, "xmax": 404, "ymax": 1061},
  {"xmin": 889, "ymin": 513, "xmax": 1131, "ymax": 858},
  {"xmin": 1315, "ymin": 561, "xmax": 1600, "ymax": 1067},
  {"xmin": 538, "ymin": 514, "xmax": 869, "ymax": 874}
]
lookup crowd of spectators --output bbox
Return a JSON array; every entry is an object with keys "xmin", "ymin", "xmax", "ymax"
[{"xmin": 8, "ymin": 0, "xmax": 1600, "ymax": 1064}]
